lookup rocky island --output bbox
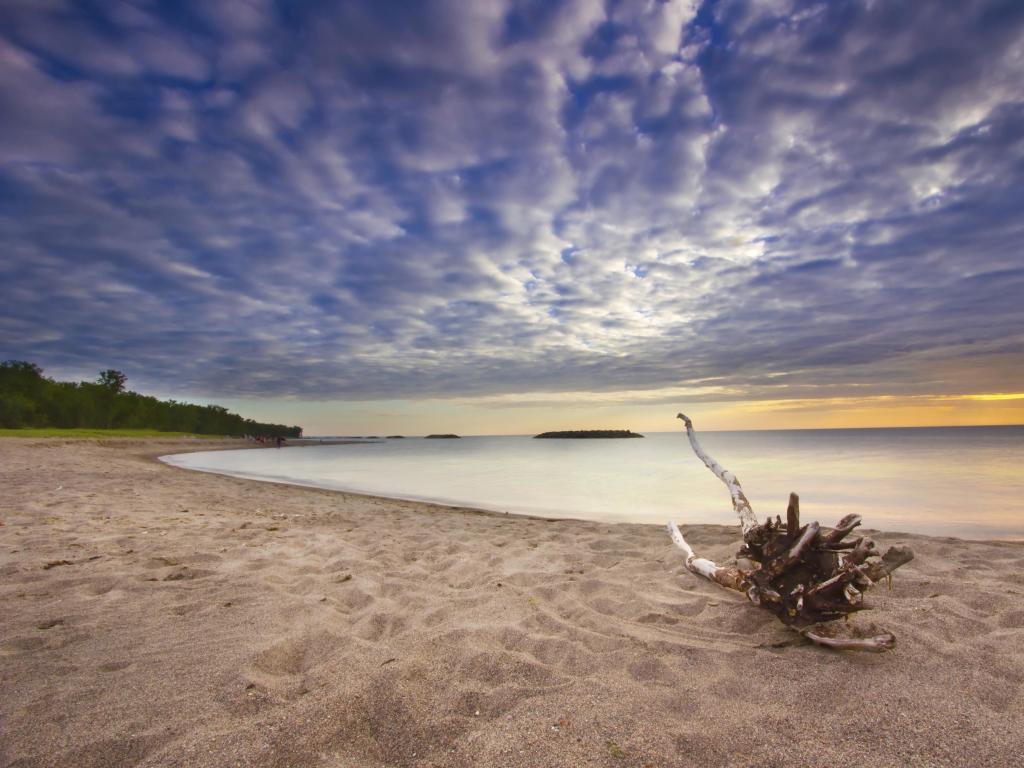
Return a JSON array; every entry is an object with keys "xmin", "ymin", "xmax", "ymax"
[
  {"xmin": 424, "ymin": 433, "xmax": 461, "ymax": 439},
  {"xmin": 534, "ymin": 429, "xmax": 644, "ymax": 439}
]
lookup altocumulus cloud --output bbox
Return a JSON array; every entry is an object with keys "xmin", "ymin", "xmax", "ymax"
[{"xmin": 1, "ymin": 0, "xmax": 1022, "ymax": 402}]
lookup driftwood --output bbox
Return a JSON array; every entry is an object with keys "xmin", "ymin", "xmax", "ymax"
[{"xmin": 668, "ymin": 413, "xmax": 913, "ymax": 651}]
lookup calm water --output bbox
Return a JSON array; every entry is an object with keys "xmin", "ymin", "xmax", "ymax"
[{"xmin": 162, "ymin": 427, "xmax": 1024, "ymax": 540}]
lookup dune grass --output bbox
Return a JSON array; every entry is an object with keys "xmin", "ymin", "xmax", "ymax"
[{"xmin": 0, "ymin": 428, "xmax": 226, "ymax": 439}]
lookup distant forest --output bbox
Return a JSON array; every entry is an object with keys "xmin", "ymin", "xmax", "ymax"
[{"xmin": 0, "ymin": 361, "xmax": 302, "ymax": 437}]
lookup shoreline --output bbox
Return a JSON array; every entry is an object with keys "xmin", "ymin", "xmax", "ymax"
[
  {"xmin": 158, "ymin": 439, "xmax": 1023, "ymax": 543},
  {"xmin": 2, "ymin": 436, "xmax": 1022, "ymax": 767}
]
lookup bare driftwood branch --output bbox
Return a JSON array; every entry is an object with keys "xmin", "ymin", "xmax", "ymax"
[
  {"xmin": 667, "ymin": 521, "xmax": 748, "ymax": 593},
  {"xmin": 678, "ymin": 414, "xmax": 758, "ymax": 537},
  {"xmin": 668, "ymin": 413, "xmax": 914, "ymax": 652}
]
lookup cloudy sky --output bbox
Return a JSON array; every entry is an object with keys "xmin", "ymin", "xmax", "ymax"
[{"xmin": 2, "ymin": 0, "xmax": 1022, "ymax": 434}]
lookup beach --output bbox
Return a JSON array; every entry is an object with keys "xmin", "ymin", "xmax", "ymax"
[{"xmin": 1, "ymin": 438, "xmax": 1022, "ymax": 767}]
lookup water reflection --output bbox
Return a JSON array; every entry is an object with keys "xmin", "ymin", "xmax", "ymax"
[{"xmin": 163, "ymin": 426, "xmax": 1024, "ymax": 540}]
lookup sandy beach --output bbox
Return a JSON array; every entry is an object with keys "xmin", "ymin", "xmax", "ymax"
[{"xmin": 1, "ymin": 438, "xmax": 1022, "ymax": 768}]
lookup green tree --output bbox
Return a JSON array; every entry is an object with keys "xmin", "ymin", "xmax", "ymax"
[
  {"xmin": 1, "ymin": 360, "xmax": 45, "ymax": 394},
  {"xmin": 97, "ymin": 369, "xmax": 127, "ymax": 393},
  {"xmin": 0, "ymin": 361, "xmax": 46, "ymax": 426},
  {"xmin": 1, "ymin": 361, "xmax": 302, "ymax": 436}
]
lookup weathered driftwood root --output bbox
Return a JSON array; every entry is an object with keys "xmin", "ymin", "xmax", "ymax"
[{"xmin": 668, "ymin": 413, "xmax": 914, "ymax": 652}]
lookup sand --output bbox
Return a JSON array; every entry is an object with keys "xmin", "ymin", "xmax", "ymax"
[{"xmin": 1, "ymin": 437, "xmax": 1022, "ymax": 768}]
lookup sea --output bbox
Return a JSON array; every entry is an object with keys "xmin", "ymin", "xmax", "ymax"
[{"xmin": 161, "ymin": 426, "xmax": 1024, "ymax": 540}]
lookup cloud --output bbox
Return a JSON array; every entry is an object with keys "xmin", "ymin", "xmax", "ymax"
[{"xmin": 0, "ymin": 0, "xmax": 1022, "ymax": 406}]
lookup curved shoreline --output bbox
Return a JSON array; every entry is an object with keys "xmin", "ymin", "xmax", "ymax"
[
  {"xmin": 155, "ymin": 440, "xmax": 1024, "ymax": 542},
  {"xmin": 158, "ymin": 451, "xmax": 571, "ymax": 523}
]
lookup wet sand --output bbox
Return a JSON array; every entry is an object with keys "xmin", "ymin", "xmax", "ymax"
[{"xmin": 1, "ymin": 437, "xmax": 1022, "ymax": 767}]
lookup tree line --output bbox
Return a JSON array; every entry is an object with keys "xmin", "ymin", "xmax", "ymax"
[{"xmin": 0, "ymin": 361, "xmax": 302, "ymax": 437}]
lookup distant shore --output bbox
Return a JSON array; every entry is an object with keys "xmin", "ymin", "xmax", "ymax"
[
  {"xmin": 1, "ymin": 436, "xmax": 1021, "ymax": 767},
  {"xmin": 534, "ymin": 429, "xmax": 644, "ymax": 439}
]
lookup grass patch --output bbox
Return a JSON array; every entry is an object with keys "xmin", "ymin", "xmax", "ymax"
[
  {"xmin": 606, "ymin": 741, "xmax": 626, "ymax": 759},
  {"xmin": 0, "ymin": 428, "xmax": 226, "ymax": 439}
]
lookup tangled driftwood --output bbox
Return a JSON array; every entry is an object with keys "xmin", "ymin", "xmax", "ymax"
[{"xmin": 668, "ymin": 413, "xmax": 914, "ymax": 651}]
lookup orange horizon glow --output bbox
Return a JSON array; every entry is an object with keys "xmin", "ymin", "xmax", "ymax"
[
  {"xmin": 696, "ymin": 392, "xmax": 1024, "ymax": 431},
  {"xmin": 208, "ymin": 390, "xmax": 1024, "ymax": 436}
]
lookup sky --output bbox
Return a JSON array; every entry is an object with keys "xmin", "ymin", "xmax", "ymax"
[{"xmin": 1, "ymin": 0, "xmax": 1022, "ymax": 435}]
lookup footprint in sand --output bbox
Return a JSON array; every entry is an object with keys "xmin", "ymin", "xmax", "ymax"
[
  {"xmin": 627, "ymin": 656, "xmax": 672, "ymax": 683},
  {"xmin": 998, "ymin": 609, "xmax": 1024, "ymax": 628},
  {"xmin": 171, "ymin": 602, "xmax": 202, "ymax": 616},
  {"xmin": 81, "ymin": 578, "xmax": 120, "ymax": 596},
  {"xmin": 2, "ymin": 636, "xmax": 47, "ymax": 654},
  {"xmin": 636, "ymin": 612, "xmax": 681, "ymax": 626},
  {"xmin": 47, "ymin": 733, "xmax": 173, "ymax": 768},
  {"xmin": 353, "ymin": 611, "xmax": 408, "ymax": 642},
  {"xmin": 253, "ymin": 636, "xmax": 311, "ymax": 676},
  {"xmin": 334, "ymin": 585, "xmax": 374, "ymax": 613},
  {"xmin": 242, "ymin": 631, "xmax": 344, "ymax": 701},
  {"xmin": 142, "ymin": 556, "xmax": 179, "ymax": 569},
  {"xmin": 162, "ymin": 566, "xmax": 214, "ymax": 581}
]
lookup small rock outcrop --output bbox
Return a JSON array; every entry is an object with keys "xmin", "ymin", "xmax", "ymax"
[{"xmin": 533, "ymin": 430, "xmax": 643, "ymax": 439}]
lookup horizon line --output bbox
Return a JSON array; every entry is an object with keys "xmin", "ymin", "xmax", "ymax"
[{"xmin": 304, "ymin": 423, "xmax": 1024, "ymax": 438}]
